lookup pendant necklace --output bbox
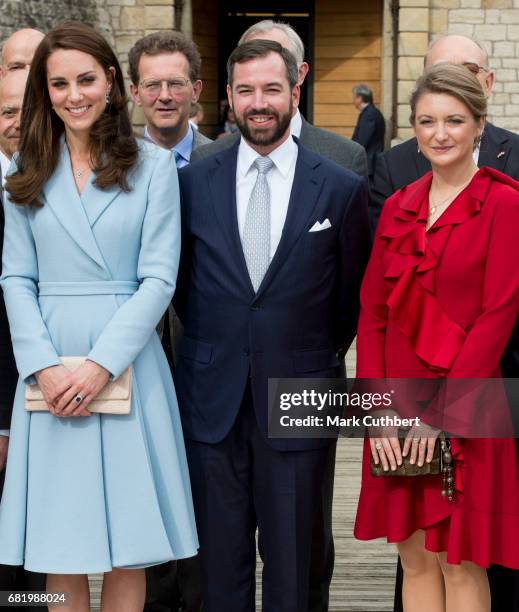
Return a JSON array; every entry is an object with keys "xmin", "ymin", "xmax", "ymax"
[{"xmin": 429, "ymin": 172, "xmax": 476, "ymax": 216}]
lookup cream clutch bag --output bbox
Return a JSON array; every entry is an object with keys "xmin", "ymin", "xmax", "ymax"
[{"xmin": 25, "ymin": 357, "xmax": 132, "ymax": 414}]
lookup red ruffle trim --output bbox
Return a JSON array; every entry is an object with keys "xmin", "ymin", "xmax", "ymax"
[{"xmin": 379, "ymin": 170, "xmax": 489, "ymax": 376}]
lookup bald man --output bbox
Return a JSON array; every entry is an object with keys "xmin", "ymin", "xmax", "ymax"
[
  {"xmin": 0, "ymin": 70, "xmax": 26, "ymax": 173},
  {"xmin": 370, "ymin": 34, "xmax": 519, "ymax": 612},
  {"xmin": 0, "ymin": 28, "xmax": 44, "ymax": 77}
]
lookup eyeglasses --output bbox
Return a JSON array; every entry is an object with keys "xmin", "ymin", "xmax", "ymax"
[
  {"xmin": 461, "ymin": 62, "xmax": 490, "ymax": 75},
  {"xmin": 139, "ymin": 78, "xmax": 191, "ymax": 96}
]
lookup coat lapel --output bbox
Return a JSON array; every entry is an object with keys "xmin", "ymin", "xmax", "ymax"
[
  {"xmin": 42, "ymin": 143, "xmax": 108, "ymax": 272},
  {"xmin": 478, "ymin": 123, "xmax": 509, "ymax": 172},
  {"xmin": 255, "ymin": 142, "xmax": 324, "ymax": 298},
  {"xmin": 208, "ymin": 142, "xmax": 254, "ymax": 294},
  {"xmin": 80, "ymin": 178, "xmax": 122, "ymax": 228}
]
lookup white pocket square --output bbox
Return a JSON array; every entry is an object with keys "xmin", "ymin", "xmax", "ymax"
[{"xmin": 309, "ymin": 218, "xmax": 332, "ymax": 232}]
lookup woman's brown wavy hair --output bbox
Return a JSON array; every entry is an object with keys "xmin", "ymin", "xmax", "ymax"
[{"xmin": 6, "ymin": 21, "xmax": 139, "ymax": 206}]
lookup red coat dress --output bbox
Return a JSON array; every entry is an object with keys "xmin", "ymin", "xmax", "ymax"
[{"xmin": 354, "ymin": 167, "xmax": 519, "ymax": 568}]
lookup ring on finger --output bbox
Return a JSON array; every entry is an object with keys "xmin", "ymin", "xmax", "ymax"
[
  {"xmin": 74, "ymin": 394, "xmax": 83, "ymax": 405},
  {"xmin": 375, "ymin": 442, "xmax": 383, "ymax": 450}
]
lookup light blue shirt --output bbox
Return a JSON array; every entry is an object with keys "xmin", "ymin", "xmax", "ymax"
[{"xmin": 144, "ymin": 125, "xmax": 194, "ymax": 169}]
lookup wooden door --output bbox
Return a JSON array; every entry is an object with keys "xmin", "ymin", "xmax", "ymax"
[{"xmin": 314, "ymin": 0, "xmax": 383, "ymax": 138}]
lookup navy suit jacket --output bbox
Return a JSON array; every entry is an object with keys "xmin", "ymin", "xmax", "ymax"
[
  {"xmin": 174, "ymin": 138, "xmax": 371, "ymax": 451},
  {"xmin": 352, "ymin": 104, "xmax": 385, "ymax": 175}
]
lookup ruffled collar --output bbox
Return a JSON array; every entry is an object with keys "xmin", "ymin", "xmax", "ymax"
[
  {"xmin": 380, "ymin": 167, "xmax": 501, "ymax": 376},
  {"xmin": 381, "ymin": 167, "xmax": 493, "ymax": 282}
]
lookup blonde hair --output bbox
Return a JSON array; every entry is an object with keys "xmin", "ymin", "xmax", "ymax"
[{"xmin": 410, "ymin": 63, "xmax": 487, "ymax": 125}]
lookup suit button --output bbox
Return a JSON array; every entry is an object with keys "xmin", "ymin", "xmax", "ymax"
[
  {"xmin": 250, "ymin": 304, "xmax": 261, "ymax": 311},
  {"xmin": 243, "ymin": 348, "xmax": 250, "ymax": 356}
]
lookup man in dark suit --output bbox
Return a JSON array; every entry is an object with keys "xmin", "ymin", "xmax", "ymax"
[
  {"xmin": 352, "ymin": 84, "xmax": 385, "ymax": 176},
  {"xmin": 175, "ymin": 40, "xmax": 371, "ymax": 612},
  {"xmin": 191, "ymin": 23, "xmax": 367, "ymax": 612},
  {"xmin": 370, "ymin": 33, "xmax": 519, "ymax": 612},
  {"xmin": 127, "ymin": 31, "xmax": 210, "ymax": 612},
  {"xmin": 0, "ymin": 69, "xmax": 46, "ymax": 612}
]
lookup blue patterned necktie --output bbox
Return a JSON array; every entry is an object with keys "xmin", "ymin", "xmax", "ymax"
[
  {"xmin": 242, "ymin": 156, "xmax": 274, "ymax": 292},
  {"xmin": 173, "ymin": 150, "xmax": 182, "ymax": 168}
]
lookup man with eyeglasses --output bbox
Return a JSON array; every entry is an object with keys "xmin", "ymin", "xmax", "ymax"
[
  {"xmin": 128, "ymin": 31, "xmax": 210, "ymax": 167},
  {"xmin": 127, "ymin": 31, "xmax": 209, "ymax": 612},
  {"xmin": 371, "ymin": 33, "xmax": 519, "ymax": 612}
]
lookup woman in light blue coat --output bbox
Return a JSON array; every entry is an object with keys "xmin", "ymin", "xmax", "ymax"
[{"xmin": 0, "ymin": 22, "xmax": 197, "ymax": 611}]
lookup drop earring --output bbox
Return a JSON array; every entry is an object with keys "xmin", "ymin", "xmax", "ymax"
[{"xmin": 105, "ymin": 90, "xmax": 111, "ymax": 104}]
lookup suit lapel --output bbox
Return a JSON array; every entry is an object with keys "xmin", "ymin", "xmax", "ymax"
[
  {"xmin": 42, "ymin": 143, "xmax": 108, "ymax": 272},
  {"xmin": 208, "ymin": 142, "xmax": 254, "ymax": 294},
  {"xmin": 255, "ymin": 143, "xmax": 324, "ymax": 298},
  {"xmin": 478, "ymin": 123, "xmax": 509, "ymax": 172}
]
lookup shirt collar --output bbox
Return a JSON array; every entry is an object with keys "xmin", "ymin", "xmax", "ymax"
[
  {"xmin": 238, "ymin": 134, "xmax": 298, "ymax": 179},
  {"xmin": 143, "ymin": 123, "xmax": 194, "ymax": 162},
  {"xmin": 290, "ymin": 109, "xmax": 303, "ymax": 138}
]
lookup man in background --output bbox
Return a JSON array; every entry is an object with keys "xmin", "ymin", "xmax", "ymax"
[
  {"xmin": 128, "ymin": 30, "xmax": 210, "ymax": 612},
  {"xmin": 371, "ymin": 33, "xmax": 519, "ymax": 612},
  {"xmin": 128, "ymin": 31, "xmax": 210, "ymax": 165},
  {"xmin": 351, "ymin": 84, "xmax": 385, "ymax": 177},
  {"xmin": 0, "ymin": 29, "xmax": 44, "ymax": 76}
]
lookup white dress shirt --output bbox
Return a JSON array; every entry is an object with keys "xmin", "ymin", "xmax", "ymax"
[
  {"xmin": 290, "ymin": 109, "xmax": 303, "ymax": 138},
  {"xmin": 0, "ymin": 150, "xmax": 10, "ymax": 187},
  {"xmin": 236, "ymin": 135, "xmax": 298, "ymax": 260}
]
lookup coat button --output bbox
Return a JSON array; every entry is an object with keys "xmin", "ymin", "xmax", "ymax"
[{"xmin": 243, "ymin": 348, "xmax": 250, "ymax": 356}]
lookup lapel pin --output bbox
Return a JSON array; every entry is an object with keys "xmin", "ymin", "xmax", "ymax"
[{"xmin": 497, "ymin": 151, "xmax": 505, "ymax": 158}]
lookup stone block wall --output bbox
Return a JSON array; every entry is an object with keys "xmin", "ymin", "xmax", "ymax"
[
  {"xmin": 396, "ymin": 0, "xmax": 519, "ymax": 138},
  {"xmin": 0, "ymin": 0, "xmax": 99, "ymax": 41},
  {"xmin": 441, "ymin": 0, "xmax": 519, "ymax": 131}
]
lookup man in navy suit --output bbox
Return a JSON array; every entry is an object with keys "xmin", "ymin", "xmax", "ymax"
[{"xmin": 174, "ymin": 40, "xmax": 371, "ymax": 611}]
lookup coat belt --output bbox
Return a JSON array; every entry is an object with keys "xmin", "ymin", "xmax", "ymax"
[{"xmin": 38, "ymin": 281, "xmax": 139, "ymax": 296}]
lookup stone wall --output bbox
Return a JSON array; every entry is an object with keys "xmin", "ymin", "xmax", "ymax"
[
  {"xmin": 395, "ymin": 0, "xmax": 519, "ymax": 138},
  {"xmin": 440, "ymin": 0, "xmax": 519, "ymax": 132},
  {"xmin": 0, "ymin": 0, "xmax": 99, "ymax": 41},
  {"xmin": 0, "ymin": 0, "xmax": 176, "ymax": 79}
]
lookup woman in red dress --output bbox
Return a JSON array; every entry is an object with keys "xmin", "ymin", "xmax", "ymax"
[{"xmin": 354, "ymin": 63, "xmax": 519, "ymax": 611}]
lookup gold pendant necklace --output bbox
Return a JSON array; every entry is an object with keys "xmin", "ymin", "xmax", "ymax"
[{"xmin": 429, "ymin": 173, "xmax": 476, "ymax": 216}]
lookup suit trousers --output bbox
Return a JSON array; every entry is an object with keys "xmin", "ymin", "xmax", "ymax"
[
  {"xmin": 186, "ymin": 384, "xmax": 329, "ymax": 612},
  {"xmin": 308, "ymin": 442, "xmax": 336, "ymax": 612}
]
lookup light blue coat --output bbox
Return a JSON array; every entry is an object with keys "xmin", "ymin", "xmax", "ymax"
[{"xmin": 0, "ymin": 139, "xmax": 198, "ymax": 573}]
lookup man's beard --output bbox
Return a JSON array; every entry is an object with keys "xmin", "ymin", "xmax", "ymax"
[{"xmin": 234, "ymin": 103, "xmax": 292, "ymax": 148}]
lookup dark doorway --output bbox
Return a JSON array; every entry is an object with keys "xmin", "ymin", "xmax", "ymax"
[{"xmin": 218, "ymin": 1, "xmax": 314, "ymax": 125}]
